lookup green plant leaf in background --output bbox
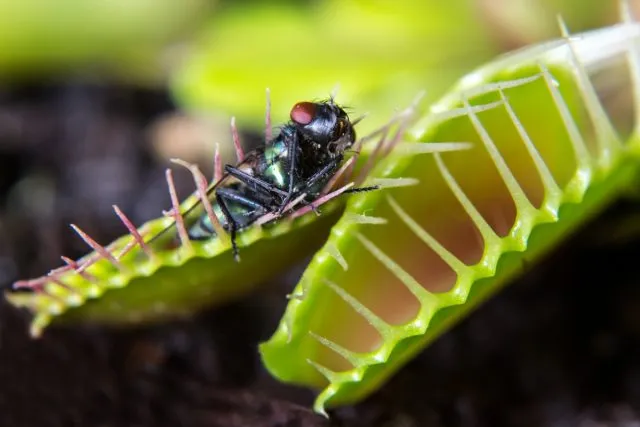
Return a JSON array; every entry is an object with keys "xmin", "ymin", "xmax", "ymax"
[
  {"xmin": 171, "ymin": 0, "xmax": 498, "ymax": 136},
  {"xmin": 260, "ymin": 8, "xmax": 640, "ymax": 415}
]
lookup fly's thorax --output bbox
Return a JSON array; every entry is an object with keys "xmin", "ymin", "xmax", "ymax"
[
  {"xmin": 226, "ymin": 145, "xmax": 288, "ymax": 192},
  {"xmin": 190, "ymin": 100, "xmax": 356, "ymax": 242},
  {"xmin": 259, "ymin": 137, "xmax": 289, "ymax": 190}
]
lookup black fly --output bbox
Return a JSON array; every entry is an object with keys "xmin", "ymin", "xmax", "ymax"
[{"xmin": 185, "ymin": 99, "xmax": 377, "ymax": 260}]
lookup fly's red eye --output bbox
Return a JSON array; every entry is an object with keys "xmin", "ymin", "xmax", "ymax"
[{"xmin": 290, "ymin": 102, "xmax": 316, "ymax": 125}]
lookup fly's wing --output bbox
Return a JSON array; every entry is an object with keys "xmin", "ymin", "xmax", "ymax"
[{"xmin": 147, "ymin": 152, "xmax": 261, "ymax": 248}]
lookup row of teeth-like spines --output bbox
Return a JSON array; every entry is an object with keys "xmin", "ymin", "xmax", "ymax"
[{"xmin": 304, "ymin": 16, "xmax": 635, "ymax": 412}]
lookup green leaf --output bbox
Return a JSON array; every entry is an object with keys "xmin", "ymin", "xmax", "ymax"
[{"xmin": 171, "ymin": 0, "xmax": 497, "ymax": 135}]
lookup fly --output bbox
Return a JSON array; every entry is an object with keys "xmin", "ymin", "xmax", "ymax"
[{"xmin": 182, "ymin": 98, "xmax": 377, "ymax": 260}]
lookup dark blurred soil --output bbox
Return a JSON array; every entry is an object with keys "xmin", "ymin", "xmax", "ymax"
[{"xmin": 0, "ymin": 83, "xmax": 639, "ymax": 427}]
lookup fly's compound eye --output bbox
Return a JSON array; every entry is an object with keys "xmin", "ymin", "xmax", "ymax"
[{"xmin": 290, "ymin": 102, "xmax": 316, "ymax": 125}]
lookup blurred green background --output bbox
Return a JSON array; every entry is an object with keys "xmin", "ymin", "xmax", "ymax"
[{"xmin": 0, "ymin": 0, "xmax": 626, "ymax": 134}]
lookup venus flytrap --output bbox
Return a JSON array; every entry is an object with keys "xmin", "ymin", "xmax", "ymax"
[{"xmin": 5, "ymin": 3, "xmax": 640, "ymax": 418}]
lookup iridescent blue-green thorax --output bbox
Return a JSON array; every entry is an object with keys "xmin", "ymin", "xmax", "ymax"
[{"xmin": 257, "ymin": 137, "xmax": 289, "ymax": 191}]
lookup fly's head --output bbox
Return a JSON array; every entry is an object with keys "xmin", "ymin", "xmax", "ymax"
[{"xmin": 290, "ymin": 100, "xmax": 356, "ymax": 163}]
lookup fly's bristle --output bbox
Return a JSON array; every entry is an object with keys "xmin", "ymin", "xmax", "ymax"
[
  {"xmin": 330, "ymin": 83, "xmax": 341, "ymax": 101},
  {"xmin": 351, "ymin": 113, "xmax": 368, "ymax": 126}
]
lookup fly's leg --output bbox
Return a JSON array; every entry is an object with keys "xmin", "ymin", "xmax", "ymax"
[
  {"xmin": 278, "ymin": 155, "xmax": 342, "ymax": 216},
  {"xmin": 296, "ymin": 175, "xmax": 380, "ymax": 218},
  {"xmin": 282, "ymin": 158, "xmax": 378, "ymax": 217},
  {"xmin": 301, "ymin": 157, "xmax": 379, "ymax": 195},
  {"xmin": 286, "ymin": 158, "xmax": 342, "ymax": 217},
  {"xmin": 217, "ymin": 188, "xmax": 270, "ymax": 213},
  {"xmin": 215, "ymin": 187, "xmax": 269, "ymax": 262},
  {"xmin": 224, "ymin": 164, "xmax": 288, "ymax": 198},
  {"xmin": 292, "ymin": 157, "xmax": 342, "ymax": 216},
  {"xmin": 214, "ymin": 193, "xmax": 239, "ymax": 261},
  {"xmin": 344, "ymin": 185, "xmax": 380, "ymax": 193},
  {"xmin": 277, "ymin": 132, "xmax": 301, "ymax": 215},
  {"xmin": 303, "ymin": 158, "xmax": 341, "ymax": 189}
]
